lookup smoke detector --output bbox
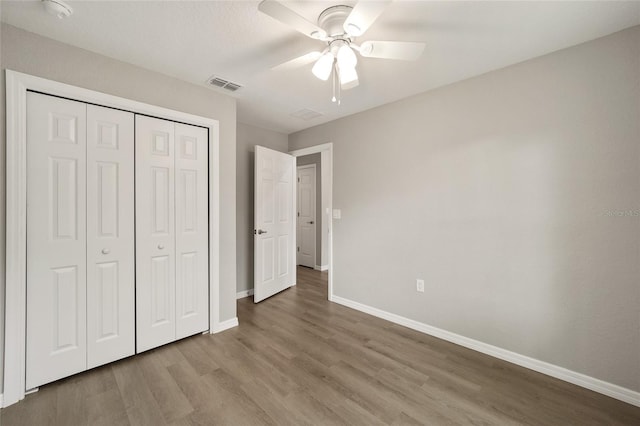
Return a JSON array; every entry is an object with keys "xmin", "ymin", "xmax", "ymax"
[{"xmin": 42, "ymin": 0, "xmax": 73, "ymax": 19}]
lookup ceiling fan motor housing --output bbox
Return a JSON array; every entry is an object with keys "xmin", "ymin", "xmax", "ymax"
[{"xmin": 318, "ymin": 5, "xmax": 354, "ymax": 38}]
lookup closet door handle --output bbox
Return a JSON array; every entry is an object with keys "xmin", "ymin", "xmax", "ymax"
[
  {"xmin": 101, "ymin": 248, "xmax": 110, "ymax": 255},
  {"xmin": 158, "ymin": 244, "xmax": 165, "ymax": 250}
]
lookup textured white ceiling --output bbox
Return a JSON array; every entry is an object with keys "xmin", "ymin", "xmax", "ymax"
[{"xmin": 2, "ymin": 1, "xmax": 639, "ymax": 134}]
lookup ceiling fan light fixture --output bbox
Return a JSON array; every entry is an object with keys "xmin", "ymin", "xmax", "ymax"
[
  {"xmin": 312, "ymin": 51, "xmax": 334, "ymax": 81},
  {"xmin": 339, "ymin": 65, "xmax": 358, "ymax": 88},
  {"xmin": 336, "ymin": 44, "xmax": 357, "ymax": 68}
]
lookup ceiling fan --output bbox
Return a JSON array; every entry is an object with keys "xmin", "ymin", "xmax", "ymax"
[{"xmin": 258, "ymin": 0, "xmax": 425, "ymax": 102}]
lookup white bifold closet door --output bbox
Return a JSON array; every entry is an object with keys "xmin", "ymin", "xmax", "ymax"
[
  {"xmin": 174, "ymin": 123, "xmax": 209, "ymax": 339},
  {"xmin": 26, "ymin": 93, "xmax": 135, "ymax": 389},
  {"xmin": 135, "ymin": 115, "xmax": 209, "ymax": 353},
  {"xmin": 86, "ymin": 104, "xmax": 135, "ymax": 369}
]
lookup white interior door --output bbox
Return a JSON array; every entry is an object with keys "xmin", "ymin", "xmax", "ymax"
[
  {"xmin": 86, "ymin": 105, "xmax": 135, "ymax": 368},
  {"xmin": 135, "ymin": 115, "xmax": 176, "ymax": 352},
  {"xmin": 175, "ymin": 123, "xmax": 209, "ymax": 339},
  {"xmin": 296, "ymin": 165, "xmax": 316, "ymax": 268},
  {"xmin": 26, "ymin": 93, "xmax": 88, "ymax": 389},
  {"xmin": 254, "ymin": 146, "xmax": 296, "ymax": 303}
]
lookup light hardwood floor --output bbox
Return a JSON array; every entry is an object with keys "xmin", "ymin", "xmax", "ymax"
[{"xmin": 2, "ymin": 266, "xmax": 639, "ymax": 425}]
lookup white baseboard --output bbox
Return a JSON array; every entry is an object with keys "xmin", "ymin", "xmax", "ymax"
[
  {"xmin": 211, "ymin": 317, "xmax": 239, "ymax": 333},
  {"xmin": 331, "ymin": 295, "xmax": 640, "ymax": 408},
  {"xmin": 25, "ymin": 387, "xmax": 39, "ymax": 395},
  {"xmin": 314, "ymin": 265, "xmax": 329, "ymax": 271},
  {"xmin": 236, "ymin": 289, "xmax": 254, "ymax": 299}
]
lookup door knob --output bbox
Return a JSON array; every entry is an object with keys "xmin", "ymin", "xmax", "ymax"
[
  {"xmin": 158, "ymin": 244, "xmax": 165, "ymax": 250},
  {"xmin": 308, "ymin": 221, "xmax": 314, "ymax": 224},
  {"xmin": 101, "ymin": 248, "xmax": 110, "ymax": 255},
  {"xmin": 255, "ymin": 229, "xmax": 267, "ymax": 235}
]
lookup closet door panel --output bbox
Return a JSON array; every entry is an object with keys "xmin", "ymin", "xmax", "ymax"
[
  {"xmin": 175, "ymin": 124, "xmax": 209, "ymax": 338},
  {"xmin": 86, "ymin": 105, "xmax": 135, "ymax": 368},
  {"xmin": 136, "ymin": 115, "xmax": 176, "ymax": 352},
  {"xmin": 26, "ymin": 93, "xmax": 87, "ymax": 389}
]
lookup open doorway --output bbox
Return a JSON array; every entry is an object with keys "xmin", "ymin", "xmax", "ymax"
[{"xmin": 290, "ymin": 143, "xmax": 334, "ymax": 301}]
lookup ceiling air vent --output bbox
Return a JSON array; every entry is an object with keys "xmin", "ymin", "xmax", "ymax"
[
  {"xmin": 290, "ymin": 108, "xmax": 323, "ymax": 121},
  {"xmin": 207, "ymin": 76, "xmax": 242, "ymax": 92}
]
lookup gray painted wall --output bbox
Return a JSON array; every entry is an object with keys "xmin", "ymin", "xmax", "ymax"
[
  {"xmin": 289, "ymin": 26, "xmax": 640, "ymax": 392},
  {"xmin": 0, "ymin": 23, "xmax": 238, "ymax": 392},
  {"xmin": 296, "ymin": 153, "xmax": 322, "ymax": 267},
  {"xmin": 236, "ymin": 122, "xmax": 288, "ymax": 294}
]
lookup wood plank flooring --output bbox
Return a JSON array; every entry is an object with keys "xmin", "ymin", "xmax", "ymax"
[{"xmin": 2, "ymin": 266, "xmax": 639, "ymax": 425}]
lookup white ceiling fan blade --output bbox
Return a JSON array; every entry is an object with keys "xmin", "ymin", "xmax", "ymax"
[
  {"xmin": 359, "ymin": 41, "xmax": 425, "ymax": 60},
  {"xmin": 272, "ymin": 51, "xmax": 323, "ymax": 71},
  {"xmin": 343, "ymin": 0, "xmax": 392, "ymax": 37},
  {"xmin": 258, "ymin": 0, "xmax": 327, "ymax": 40}
]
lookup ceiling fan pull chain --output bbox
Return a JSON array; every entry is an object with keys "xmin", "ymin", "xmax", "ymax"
[
  {"xmin": 338, "ymin": 70, "xmax": 342, "ymax": 105},
  {"xmin": 332, "ymin": 64, "xmax": 337, "ymax": 103}
]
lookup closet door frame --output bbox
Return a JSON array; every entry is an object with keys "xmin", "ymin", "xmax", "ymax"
[{"xmin": 3, "ymin": 70, "xmax": 222, "ymax": 407}]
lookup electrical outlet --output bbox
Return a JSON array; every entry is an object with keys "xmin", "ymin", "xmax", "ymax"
[{"xmin": 416, "ymin": 279, "xmax": 425, "ymax": 293}]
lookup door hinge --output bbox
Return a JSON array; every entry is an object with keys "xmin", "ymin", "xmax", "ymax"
[
  {"xmin": 297, "ymin": 177, "xmax": 300, "ymax": 182},
  {"xmin": 297, "ymin": 212, "xmax": 300, "ymax": 217},
  {"xmin": 297, "ymin": 247, "xmax": 300, "ymax": 252}
]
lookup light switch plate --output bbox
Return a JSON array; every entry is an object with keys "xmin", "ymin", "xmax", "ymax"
[{"xmin": 332, "ymin": 209, "xmax": 341, "ymax": 219}]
